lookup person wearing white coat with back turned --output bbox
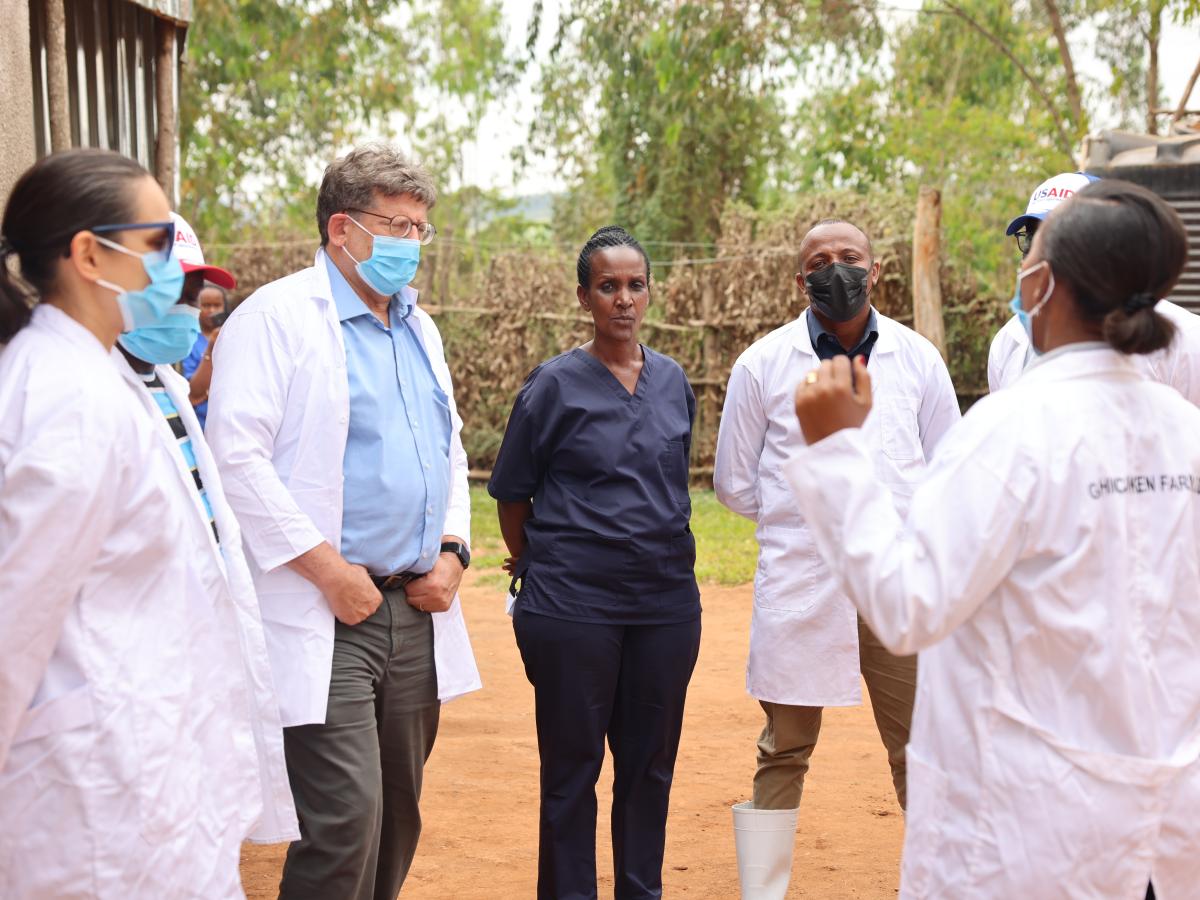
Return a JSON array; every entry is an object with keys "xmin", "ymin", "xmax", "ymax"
[
  {"xmin": 787, "ymin": 180, "xmax": 1199, "ymax": 900},
  {"xmin": 207, "ymin": 144, "xmax": 480, "ymax": 900},
  {"xmin": 715, "ymin": 219, "xmax": 960, "ymax": 899},
  {"xmin": 0, "ymin": 149, "xmax": 294, "ymax": 898}
]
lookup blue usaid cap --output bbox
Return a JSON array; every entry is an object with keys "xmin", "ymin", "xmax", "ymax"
[{"xmin": 1005, "ymin": 172, "xmax": 1101, "ymax": 235}]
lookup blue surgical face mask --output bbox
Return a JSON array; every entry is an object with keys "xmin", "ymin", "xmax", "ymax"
[
  {"xmin": 1009, "ymin": 260, "xmax": 1055, "ymax": 353},
  {"xmin": 343, "ymin": 215, "xmax": 420, "ymax": 297},
  {"xmin": 95, "ymin": 236, "xmax": 186, "ymax": 332},
  {"xmin": 118, "ymin": 304, "xmax": 201, "ymax": 364}
]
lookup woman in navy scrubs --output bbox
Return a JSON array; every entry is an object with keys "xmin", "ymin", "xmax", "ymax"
[{"xmin": 489, "ymin": 226, "xmax": 702, "ymax": 900}]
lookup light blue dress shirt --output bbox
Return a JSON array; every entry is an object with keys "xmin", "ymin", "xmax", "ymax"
[{"xmin": 326, "ymin": 255, "xmax": 452, "ymax": 576}]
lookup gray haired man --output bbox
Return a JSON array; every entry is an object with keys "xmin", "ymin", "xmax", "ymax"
[{"xmin": 207, "ymin": 144, "xmax": 480, "ymax": 899}]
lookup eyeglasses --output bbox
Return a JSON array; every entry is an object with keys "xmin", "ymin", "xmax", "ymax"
[
  {"xmin": 345, "ymin": 208, "xmax": 436, "ymax": 245},
  {"xmin": 1014, "ymin": 225, "xmax": 1038, "ymax": 256},
  {"xmin": 92, "ymin": 220, "xmax": 177, "ymax": 263}
]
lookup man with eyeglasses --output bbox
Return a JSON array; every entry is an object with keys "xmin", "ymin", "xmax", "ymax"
[
  {"xmin": 206, "ymin": 143, "xmax": 480, "ymax": 900},
  {"xmin": 987, "ymin": 172, "xmax": 1098, "ymax": 392},
  {"xmin": 987, "ymin": 172, "xmax": 1200, "ymax": 403}
]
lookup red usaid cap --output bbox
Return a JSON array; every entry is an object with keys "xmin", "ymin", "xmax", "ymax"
[{"xmin": 170, "ymin": 212, "xmax": 236, "ymax": 289}]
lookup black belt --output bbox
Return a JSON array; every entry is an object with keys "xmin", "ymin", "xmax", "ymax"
[{"xmin": 370, "ymin": 571, "xmax": 422, "ymax": 592}]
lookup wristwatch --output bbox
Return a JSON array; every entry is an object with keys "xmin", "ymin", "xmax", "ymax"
[{"xmin": 441, "ymin": 541, "xmax": 471, "ymax": 571}]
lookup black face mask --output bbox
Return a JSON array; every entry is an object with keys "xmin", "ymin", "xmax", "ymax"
[{"xmin": 805, "ymin": 262, "xmax": 870, "ymax": 322}]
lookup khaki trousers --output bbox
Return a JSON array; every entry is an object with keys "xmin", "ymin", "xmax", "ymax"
[{"xmin": 753, "ymin": 616, "xmax": 915, "ymax": 811}]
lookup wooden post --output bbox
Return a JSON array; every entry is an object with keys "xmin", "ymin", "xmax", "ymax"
[
  {"xmin": 154, "ymin": 19, "xmax": 177, "ymax": 206},
  {"xmin": 44, "ymin": 0, "xmax": 71, "ymax": 152},
  {"xmin": 912, "ymin": 185, "xmax": 947, "ymax": 360}
]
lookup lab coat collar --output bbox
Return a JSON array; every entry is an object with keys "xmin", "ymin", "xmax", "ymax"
[
  {"xmin": 32, "ymin": 303, "xmax": 112, "ymax": 358},
  {"xmin": 793, "ymin": 306, "xmax": 896, "ymax": 358},
  {"xmin": 315, "ymin": 248, "xmax": 419, "ymax": 322},
  {"xmin": 1021, "ymin": 342, "xmax": 1141, "ymax": 385}
]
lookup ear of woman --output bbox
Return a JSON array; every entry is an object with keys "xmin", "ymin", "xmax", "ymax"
[{"xmin": 793, "ymin": 355, "xmax": 873, "ymax": 444}]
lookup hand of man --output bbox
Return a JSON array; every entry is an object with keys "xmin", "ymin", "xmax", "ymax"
[
  {"xmin": 404, "ymin": 551, "xmax": 465, "ymax": 614},
  {"xmin": 793, "ymin": 355, "xmax": 873, "ymax": 445},
  {"xmin": 326, "ymin": 562, "xmax": 384, "ymax": 625}
]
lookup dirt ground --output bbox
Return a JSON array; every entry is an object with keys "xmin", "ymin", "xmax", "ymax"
[{"xmin": 240, "ymin": 574, "xmax": 905, "ymax": 899}]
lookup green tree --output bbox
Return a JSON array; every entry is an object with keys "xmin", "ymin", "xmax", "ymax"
[
  {"xmin": 179, "ymin": 0, "xmax": 515, "ymax": 242},
  {"xmin": 527, "ymin": 0, "xmax": 882, "ymax": 247}
]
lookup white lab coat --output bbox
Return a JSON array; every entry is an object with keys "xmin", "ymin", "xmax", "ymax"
[
  {"xmin": 0, "ymin": 305, "xmax": 294, "ymax": 899},
  {"xmin": 988, "ymin": 300, "xmax": 1200, "ymax": 403},
  {"xmin": 714, "ymin": 309, "xmax": 960, "ymax": 706},
  {"xmin": 112, "ymin": 354, "xmax": 298, "ymax": 845},
  {"xmin": 207, "ymin": 249, "xmax": 481, "ymax": 728},
  {"xmin": 786, "ymin": 344, "xmax": 1200, "ymax": 898}
]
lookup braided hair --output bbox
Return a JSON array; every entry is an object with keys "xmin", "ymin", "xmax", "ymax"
[{"xmin": 576, "ymin": 225, "xmax": 651, "ymax": 289}]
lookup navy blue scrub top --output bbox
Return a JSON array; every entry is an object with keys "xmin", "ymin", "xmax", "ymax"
[{"xmin": 488, "ymin": 346, "xmax": 701, "ymax": 624}]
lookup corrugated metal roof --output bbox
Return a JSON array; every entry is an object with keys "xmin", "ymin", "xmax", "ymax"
[
  {"xmin": 29, "ymin": 0, "xmax": 167, "ymax": 170},
  {"xmin": 124, "ymin": 0, "xmax": 191, "ymax": 24}
]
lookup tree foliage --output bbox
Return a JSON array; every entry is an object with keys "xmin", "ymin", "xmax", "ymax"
[
  {"xmin": 528, "ymin": 0, "xmax": 882, "ymax": 247},
  {"xmin": 179, "ymin": 0, "xmax": 514, "ymax": 241}
]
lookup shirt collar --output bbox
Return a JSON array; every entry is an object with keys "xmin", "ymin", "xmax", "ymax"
[
  {"xmin": 805, "ymin": 306, "xmax": 879, "ymax": 353},
  {"xmin": 323, "ymin": 252, "xmax": 417, "ymax": 323}
]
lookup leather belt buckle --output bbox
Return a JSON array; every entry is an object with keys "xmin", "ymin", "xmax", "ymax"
[{"xmin": 372, "ymin": 572, "xmax": 419, "ymax": 592}]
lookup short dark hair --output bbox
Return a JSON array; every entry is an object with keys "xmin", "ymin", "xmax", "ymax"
[
  {"xmin": 576, "ymin": 225, "xmax": 651, "ymax": 288},
  {"xmin": 807, "ymin": 218, "xmax": 874, "ymax": 260},
  {"xmin": 1, "ymin": 148, "xmax": 150, "ymax": 341},
  {"xmin": 316, "ymin": 143, "xmax": 437, "ymax": 246},
  {"xmin": 1040, "ymin": 179, "xmax": 1187, "ymax": 356}
]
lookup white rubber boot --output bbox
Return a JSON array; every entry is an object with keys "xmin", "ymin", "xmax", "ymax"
[{"xmin": 732, "ymin": 801, "xmax": 798, "ymax": 900}]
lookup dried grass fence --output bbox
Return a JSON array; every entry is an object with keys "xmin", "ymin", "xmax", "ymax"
[{"xmin": 207, "ymin": 196, "xmax": 1005, "ymax": 478}]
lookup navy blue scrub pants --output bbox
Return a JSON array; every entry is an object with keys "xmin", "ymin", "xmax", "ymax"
[{"xmin": 513, "ymin": 607, "xmax": 702, "ymax": 900}]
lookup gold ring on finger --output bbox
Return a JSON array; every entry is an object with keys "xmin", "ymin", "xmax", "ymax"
[{"xmin": 805, "ymin": 371, "xmax": 819, "ymax": 385}]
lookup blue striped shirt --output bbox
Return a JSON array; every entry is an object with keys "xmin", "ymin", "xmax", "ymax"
[{"xmin": 140, "ymin": 371, "xmax": 219, "ymax": 543}]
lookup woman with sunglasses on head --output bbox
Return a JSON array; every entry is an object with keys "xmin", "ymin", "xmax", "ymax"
[
  {"xmin": 489, "ymin": 226, "xmax": 702, "ymax": 900},
  {"xmin": 787, "ymin": 180, "xmax": 1200, "ymax": 899},
  {"xmin": 0, "ymin": 149, "xmax": 295, "ymax": 897}
]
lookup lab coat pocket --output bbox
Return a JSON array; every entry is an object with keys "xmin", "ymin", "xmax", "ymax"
[
  {"xmin": 2, "ymin": 685, "xmax": 98, "ymax": 779},
  {"xmin": 900, "ymin": 747, "xmax": 949, "ymax": 899},
  {"xmin": 753, "ymin": 524, "xmax": 819, "ymax": 613},
  {"xmin": 974, "ymin": 709, "xmax": 1144, "ymax": 893},
  {"xmin": 881, "ymin": 397, "xmax": 922, "ymax": 462},
  {"xmin": 12, "ymin": 685, "xmax": 97, "ymax": 745}
]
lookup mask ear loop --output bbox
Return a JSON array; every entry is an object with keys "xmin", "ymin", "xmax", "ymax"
[
  {"xmin": 1018, "ymin": 261, "xmax": 1055, "ymax": 351},
  {"xmin": 339, "ymin": 214, "xmax": 373, "ymax": 266}
]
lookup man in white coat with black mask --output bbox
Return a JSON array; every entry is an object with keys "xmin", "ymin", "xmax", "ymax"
[
  {"xmin": 714, "ymin": 219, "xmax": 960, "ymax": 899},
  {"xmin": 207, "ymin": 143, "xmax": 480, "ymax": 900}
]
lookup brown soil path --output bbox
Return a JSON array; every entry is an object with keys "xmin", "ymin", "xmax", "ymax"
[{"xmin": 240, "ymin": 575, "xmax": 904, "ymax": 898}]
